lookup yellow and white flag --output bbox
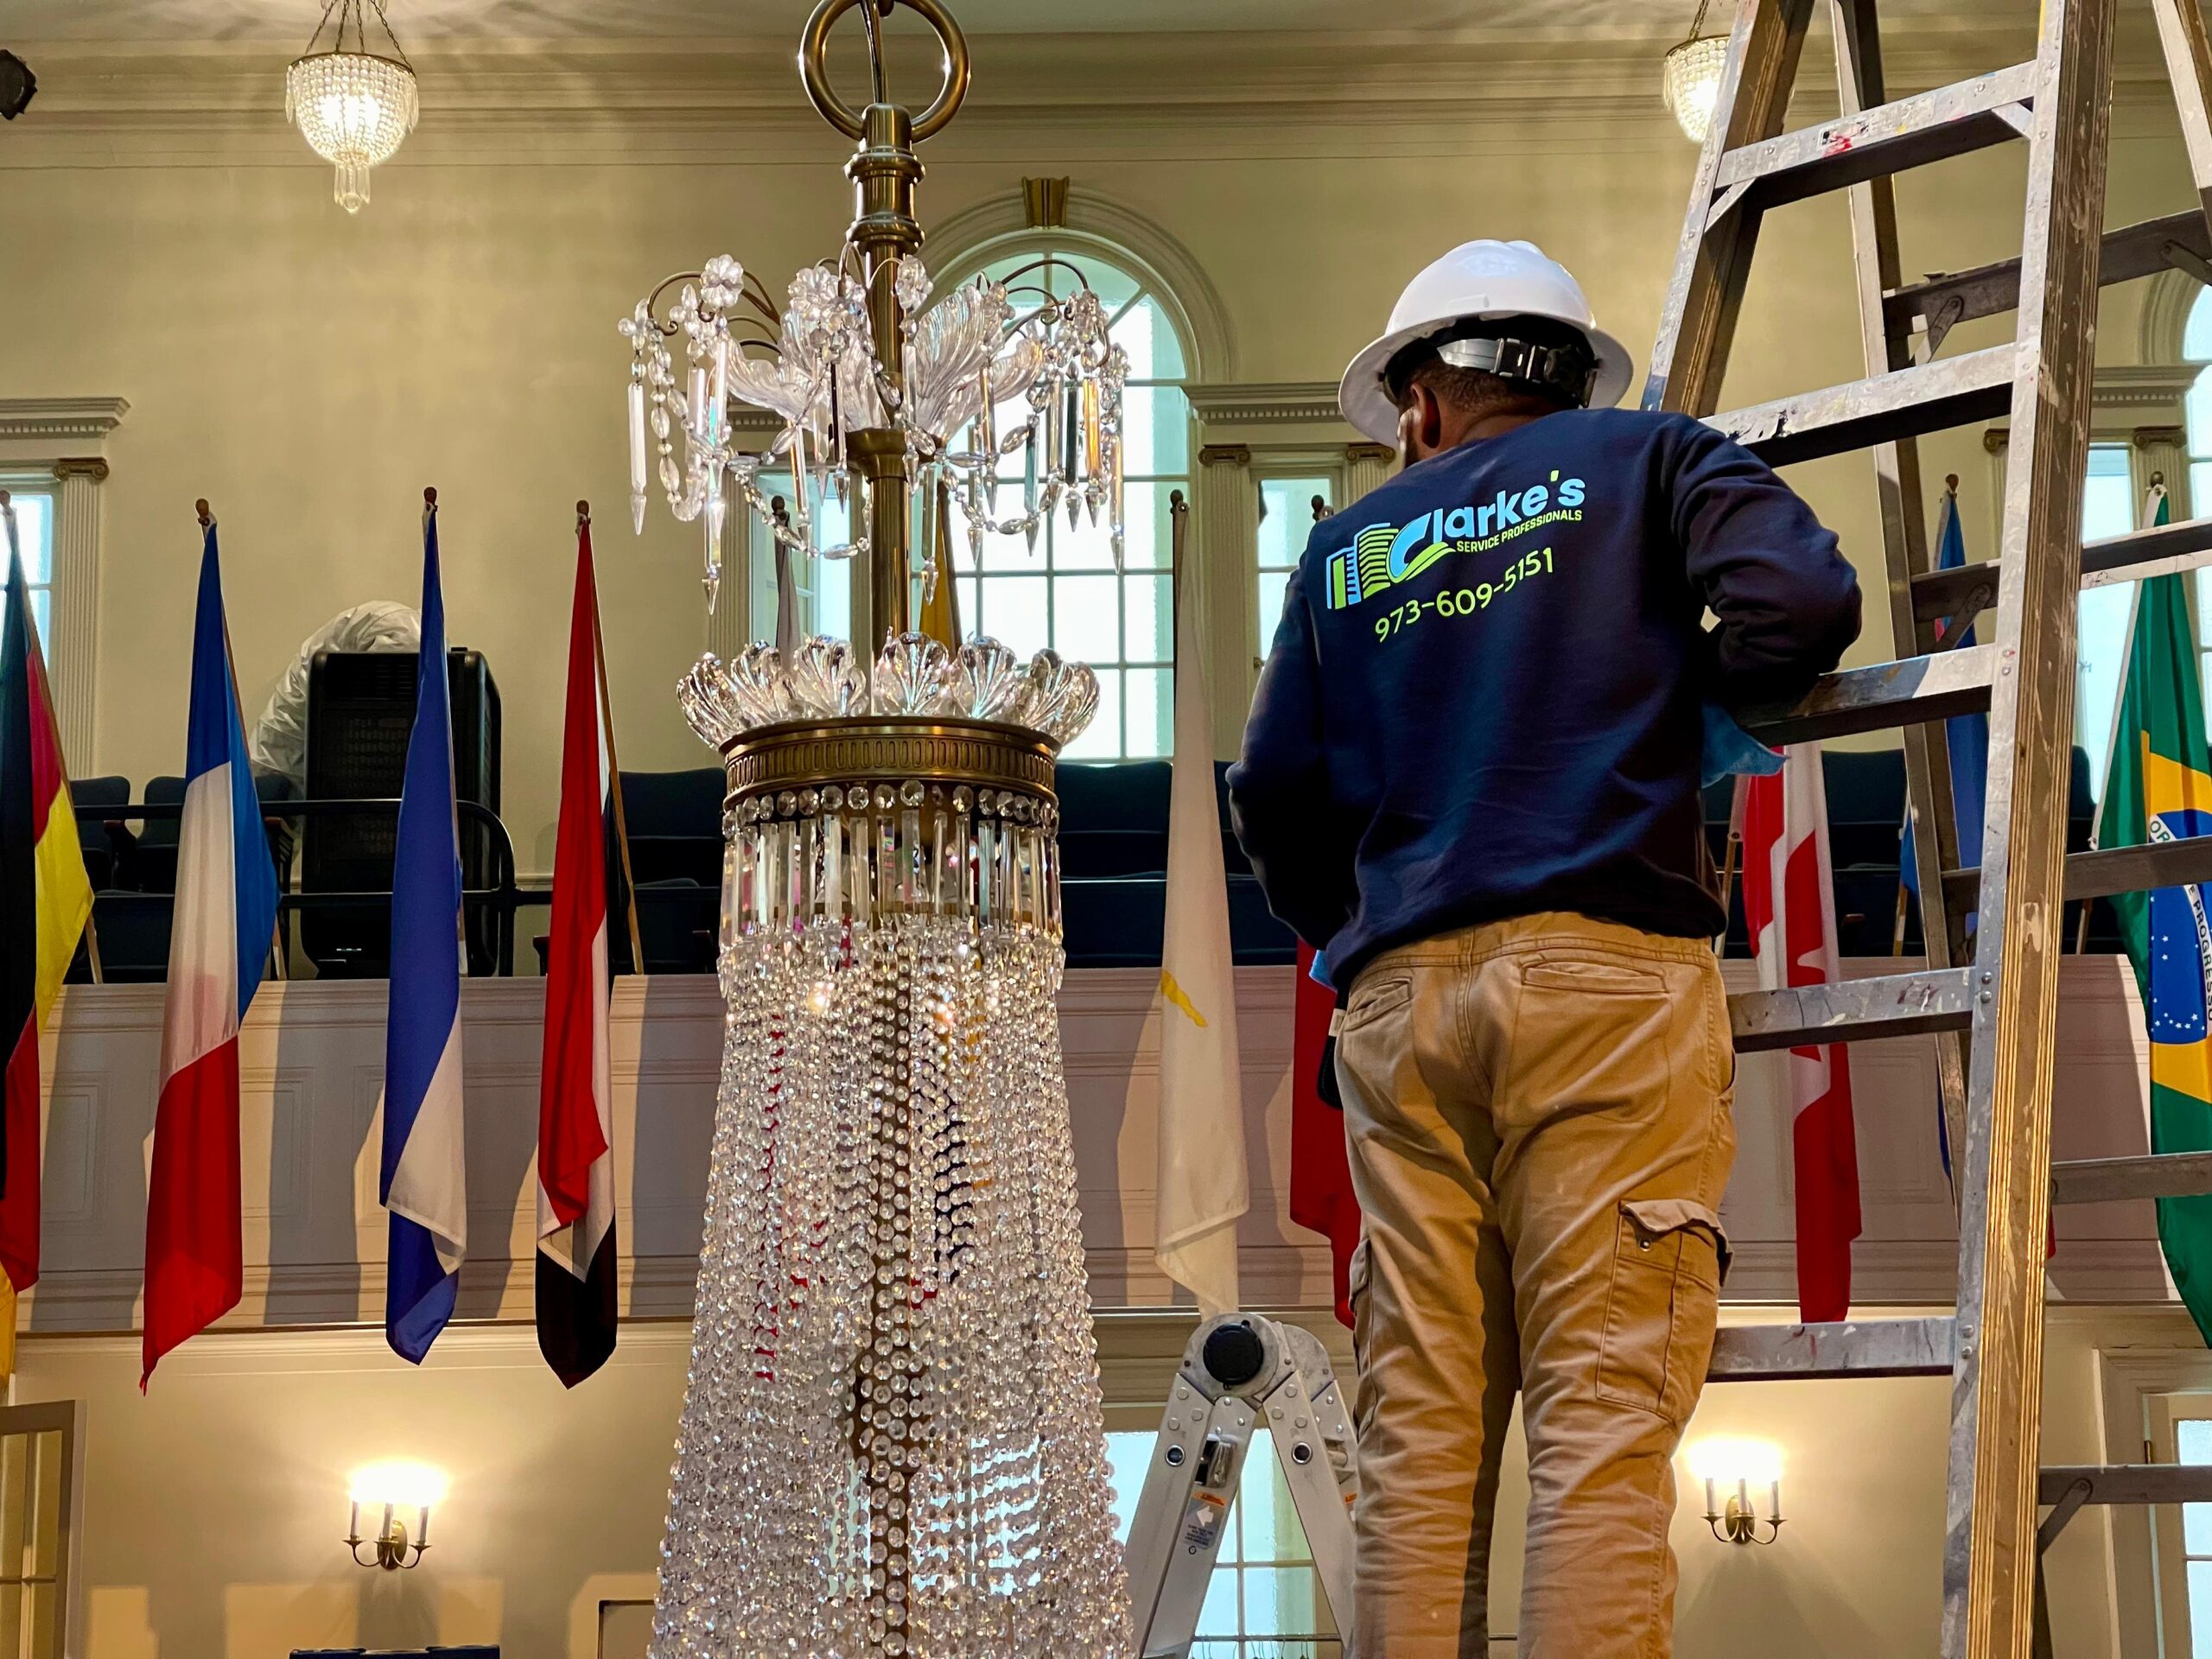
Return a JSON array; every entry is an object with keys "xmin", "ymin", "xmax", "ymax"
[{"xmin": 1154, "ymin": 499, "xmax": 1248, "ymax": 1314}]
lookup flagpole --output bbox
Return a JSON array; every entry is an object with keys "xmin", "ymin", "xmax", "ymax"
[{"xmin": 581, "ymin": 504, "xmax": 646, "ymax": 977}]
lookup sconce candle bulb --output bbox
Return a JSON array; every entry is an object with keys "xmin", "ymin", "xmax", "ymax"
[
  {"xmin": 345, "ymin": 1460, "xmax": 447, "ymax": 1572},
  {"xmin": 1686, "ymin": 1436, "xmax": 1785, "ymax": 1547}
]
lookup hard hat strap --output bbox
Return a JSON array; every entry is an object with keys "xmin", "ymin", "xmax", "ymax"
[{"xmin": 1434, "ymin": 335, "xmax": 1599, "ymax": 409}]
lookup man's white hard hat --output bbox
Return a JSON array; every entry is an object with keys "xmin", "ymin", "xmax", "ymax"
[{"xmin": 1338, "ymin": 238, "xmax": 1638, "ymax": 444}]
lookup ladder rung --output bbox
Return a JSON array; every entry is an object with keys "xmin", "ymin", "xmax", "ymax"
[
  {"xmin": 1729, "ymin": 966, "xmax": 1974, "ymax": 1052},
  {"xmin": 2051, "ymin": 1151, "xmax": 2212, "ymax": 1205},
  {"xmin": 1943, "ymin": 834, "xmax": 2212, "ymax": 911},
  {"xmin": 2037, "ymin": 1465, "xmax": 2212, "ymax": 1505},
  {"xmin": 1915, "ymin": 512, "xmax": 2212, "ymax": 623},
  {"xmin": 1735, "ymin": 642, "xmax": 1993, "ymax": 747},
  {"xmin": 1709, "ymin": 345, "xmax": 2017, "ymax": 468},
  {"xmin": 1708, "ymin": 1317, "xmax": 1956, "ymax": 1382},
  {"xmin": 1713, "ymin": 61, "xmax": 2040, "ymax": 214},
  {"xmin": 1887, "ymin": 210, "xmax": 2212, "ymax": 345}
]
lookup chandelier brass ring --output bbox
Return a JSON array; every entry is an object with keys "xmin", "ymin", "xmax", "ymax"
[{"xmin": 799, "ymin": 0, "xmax": 971, "ymax": 143}]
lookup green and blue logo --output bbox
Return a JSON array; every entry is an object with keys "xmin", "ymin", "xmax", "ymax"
[{"xmin": 1324, "ymin": 469, "xmax": 1586, "ymax": 610}]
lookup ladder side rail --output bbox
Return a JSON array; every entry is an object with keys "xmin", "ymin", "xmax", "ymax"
[
  {"xmin": 2149, "ymin": 0, "xmax": 2212, "ymax": 229},
  {"xmin": 1137, "ymin": 1392, "xmax": 1257, "ymax": 1659},
  {"xmin": 1642, "ymin": 0, "xmax": 1817, "ymax": 416},
  {"xmin": 1268, "ymin": 1383, "xmax": 1360, "ymax": 1645},
  {"xmin": 1124, "ymin": 1368, "xmax": 1224, "ymax": 1652},
  {"xmin": 1828, "ymin": 0, "xmax": 1974, "ymax": 1179},
  {"xmin": 1942, "ymin": 0, "xmax": 2120, "ymax": 1652}
]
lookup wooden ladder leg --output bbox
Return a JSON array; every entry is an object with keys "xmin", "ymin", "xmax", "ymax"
[
  {"xmin": 1941, "ymin": 0, "xmax": 2120, "ymax": 1654},
  {"xmin": 2149, "ymin": 0, "xmax": 2212, "ymax": 235},
  {"xmin": 1642, "ymin": 0, "xmax": 1815, "ymax": 416},
  {"xmin": 1828, "ymin": 0, "xmax": 1974, "ymax": 1172}
]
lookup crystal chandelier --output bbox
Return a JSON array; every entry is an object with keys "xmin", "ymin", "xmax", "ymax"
[
  {"xmin": 284, "ymin": 0, "xmax": 419, "ymax": 213},
  {"xmin": 629, "ymin": 3, "xmax": 1133, "ymax": 1655},
  {"xmin": 1662, "ymin": 0, "xmax": 1730, "ymax": 145}
]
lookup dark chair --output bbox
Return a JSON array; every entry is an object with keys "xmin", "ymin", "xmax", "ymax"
[
  {"xmin": 613, "ymin": 767, "xmax": 724, "ymax": 976},
  {"xmin": 67, "ymin": 774, "xmax": 130, "ymax": 890},
  {"xmin": 1054, "ymin": 760, "xmax": 1296, "ymax": 968}
]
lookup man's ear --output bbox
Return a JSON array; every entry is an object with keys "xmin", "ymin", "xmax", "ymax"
[{"xmin": 1395, "ymin": 385, "xmax": 1443, "ymax": 464}]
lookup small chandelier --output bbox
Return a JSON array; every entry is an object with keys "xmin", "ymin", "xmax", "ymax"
[
  {"xmin": 284, "ymin": 0, "xmax": 419, "ymax": 213},
  {"xmin": 1662, "ymin": 0, "xmax": 1731, "ymax": 145}
]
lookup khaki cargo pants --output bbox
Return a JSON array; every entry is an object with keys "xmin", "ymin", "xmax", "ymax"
[{"xmin": 1335, "ymin": 912, "xmax": 1734, "ymax": 1659}]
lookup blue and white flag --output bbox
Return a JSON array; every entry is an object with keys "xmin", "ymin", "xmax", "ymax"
[{"xmin": 379, "ymin": 499, "xmax": 467, "ymax": 1363}]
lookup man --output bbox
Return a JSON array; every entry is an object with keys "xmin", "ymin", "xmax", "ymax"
[{"xmin": 1229, "ymin": 239, "xmax": 1860, "ymax": 1658}]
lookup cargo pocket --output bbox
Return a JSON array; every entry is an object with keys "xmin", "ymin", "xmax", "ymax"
[
  {"xmin": 1594, "ymin": 1198, "xmax": 1730, "ymax": 1425},
  {"xmin": 1341, "ymin": 972, "xmax": 1413, "ymax": 1035}
]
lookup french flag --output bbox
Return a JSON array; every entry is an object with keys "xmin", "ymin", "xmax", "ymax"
[
  {"xmin": 143, "ymin": 517, "xmax": 281, "ymax": 1385},
  {"xmin": 535, "ymin": 512, "xmax": 618, "ymax": 1387},
  {"xmin": 380, "ymin": 493, "xmax": 467, "ymax": 1364}
]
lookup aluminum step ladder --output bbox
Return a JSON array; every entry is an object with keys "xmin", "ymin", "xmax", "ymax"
[{"xmin": 1649, "ymin": 3, "xmax": 2212, "ymax": 1655}]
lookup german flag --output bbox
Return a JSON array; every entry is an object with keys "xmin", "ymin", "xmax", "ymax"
[{"xmin": 0, "ymin": 527, "xmax": 93, "ymax": 1374}]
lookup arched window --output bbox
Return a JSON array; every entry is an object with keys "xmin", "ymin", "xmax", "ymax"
[
  {"xmin": 2186, "ymin": 284, "xmax": 2212, "ymax": 505},
  {"xmin": 951, "ymin": 245, "xmax": 1192, "ymax": 760}
]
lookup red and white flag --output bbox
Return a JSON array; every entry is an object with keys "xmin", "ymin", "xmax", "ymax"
[
  {"xmin": 1740, "ymin": 747, "xmax": 1861, "ymax": 1322},
  {"xmin": 536, "ymin": 517, "xmax": 618, "ymax": 1387}
]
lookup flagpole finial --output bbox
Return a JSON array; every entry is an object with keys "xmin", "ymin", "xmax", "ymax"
[
  {"xmin": 423, "ymin": 486, "xmax": 438, "ymax": 509},
  {"xmin": 2153, "ymin": 470, "xmax": 2167, "ymax": 488},
  {"xmin": 1944, "ymin": 474, "xmax": 1959, "ymax": 493},
  {"xmin": 194, "ymin": 498, "xmax": 213, "ymax": 529},
  {"xmin": 576, "ymin": 499, "xmax": 591, "ymax": 529},
  {"xmin": 1169, "ymin": 488, "xmax": 1186, "ymax": 514}
]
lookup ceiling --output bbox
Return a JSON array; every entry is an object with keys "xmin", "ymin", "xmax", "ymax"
[{"xmin": 4, "ymin": 0, "xmax": 2002, "ymax": 44}]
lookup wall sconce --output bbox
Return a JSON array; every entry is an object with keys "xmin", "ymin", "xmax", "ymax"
[
  {"xmin": 346, "ymin": 1460, "xmax": 447, "ymax": 1571},
  {"xmin": 1687, "ymin": 1437, "xmax": 1784, "ymax": 1546}
]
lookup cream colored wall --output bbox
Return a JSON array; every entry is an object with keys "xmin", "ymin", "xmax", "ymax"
[
  {"xmin": 13, "ymin": 1303, "xmax": 2183, "ymax": 1659},
  {"xmin": 3, "ymin": 21, "xmax": 2202, "ymax": 863}
]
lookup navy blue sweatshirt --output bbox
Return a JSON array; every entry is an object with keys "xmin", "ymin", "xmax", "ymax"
[{"xmin": 1228, "ymin": 406, "xmax": 1861, "ymax": 982}]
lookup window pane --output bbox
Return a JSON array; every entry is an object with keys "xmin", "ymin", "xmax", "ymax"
[
  {"xmin": 981, "ymin": 512, "xmax": 1039, "ymax": 575},
  {"xmin": 1123, "ymin": 483, "xmax": 1176, "ymax": 572},
  {"xmin": 1054, "ymin": 574, "xmax": 1122, "ymax": 662},
  {"xmin": 1126, "ymin": 666, "xmax": 1171, "ymax": 759},
  {"xmin": 1114, "ymin": 295, "xmax": 1186, "ymax": 381},
  {"xmin": 976, "ymin": 574, "xmax": 1050, "ymax": 656},
  {"xmin": 1196, "ymin": 1561, "xmax": 1242, "ymax": 1635},
  {"xmin": 1058, "ymin": 499, "xmax": 1120, "ymax": 571},
  {"xmin": 1125, "ymin": 385, "xmax": 1191, "ymax": 476},
  {"xmin": 1060, "ymin": 251, "xmax": 1141, "ymax": 313},
  {"xmin": 1061, "ymin": 668, "xmax": 1122, "ymax": 760},
  {"xmin": 1105, "ymin": 1430, "xmax": 1154, "ymax": 1543},
  {"xmin": 1257, "ymin": 572, "xmax": 1292, "ymax": 652},
  {"xmin": 5, "ymin": 493, "xmax": 52, "ymax": 584},
  {"xmin": 1125, "ymin": 574, "xmax": 1172, "ymax": 665},
  {"xmin": 30, "ymin": 591, "xmax": 50, "ymax": 657},
  {"xmin": 2189, "ymin": 1560, "xmax": 2212, "ymax": 1658},
  {"xmin": 1259, "ymin": 478, "xmax": 1332, "ymax": 571},
  {"xmin": 2190, "ymin": 368, "xmax": 2212, "ymax": 463},
  {"xmin": 2074, "ymin": 444, "xmax": 2145, "ymax": 792},
  {"xmin": 2187, "ymin": 288, "xmax": 2212, "ymax": 361}
]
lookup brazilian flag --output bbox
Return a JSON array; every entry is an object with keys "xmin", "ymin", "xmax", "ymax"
[{"xmin": 2099, "ymin": 485, "xmax": 2212, "ymax": 1342}]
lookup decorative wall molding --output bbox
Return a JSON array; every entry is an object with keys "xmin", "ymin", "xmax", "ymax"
[
  {"xmin": 1185, "ymin": 382, "xmax": 1345, "ymax": 429},
  {"xmin": 0, "ymin": 397, "xmax": 129, "ymax": 443}
]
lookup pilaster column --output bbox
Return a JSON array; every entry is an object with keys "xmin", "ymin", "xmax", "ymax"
[
  {"xmin": 1344, "ymin": 442, "xmax": 1395, "ymax": 506},
  {"xmin": 2135, "ymin": 423, "xmax": 2190, "ymax": 520},
  {"xmin": 1196, "ymin": 442, "xmax": 1255, "ymax": 759},
  {"xmin": 49, "ymin": 457, "xmax": 106, "ymax": 769}
]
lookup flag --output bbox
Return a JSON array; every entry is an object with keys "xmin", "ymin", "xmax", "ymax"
[
  {"xmin": 2095, "ymin": 482, "xmax": 2212, "ymax": 1342},
  {"xmin": 379, "ymin": 499, "xmax": 467, "ymax": 1363},
  {"xmin": 142, "ymin": 520, "xmax": 281, "ymax": 1384},
  {"xmin": 536, "ymin": 518, "xmax": 618, "ymax": 1387},
  {"xmin": 0, "ymin": 524, "xmax": 92, "ymax": 1376},
  {"xmin": 1287, "ymin": 943, "xmax": 1359, "ymax": 1327},
  {"xmin": 1154, "ymin": 509, "xmax": 1248, "ymax": 1315},
  {"xmin": 1900, "ymin": 489, "xmax": 1990, "ymax": 931},
  {"xmin": 1741, "ymin": 750, "xmax": 1862, "ymax": 1321}
]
